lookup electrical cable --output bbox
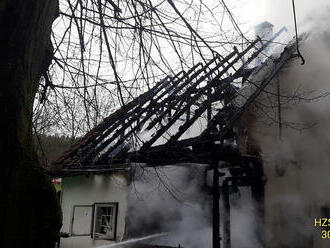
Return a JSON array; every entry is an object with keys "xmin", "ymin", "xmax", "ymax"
[{"xmin": 292, "ymin": 0, "xmax": 305, "ymax": 65}]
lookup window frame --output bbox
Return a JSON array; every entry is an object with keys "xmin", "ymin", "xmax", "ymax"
[{"xmin": 92, "ymin": 202, "xmax": 118, "ymax": 241}]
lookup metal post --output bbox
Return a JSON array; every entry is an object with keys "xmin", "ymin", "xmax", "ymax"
[
  {"xmin": 213, "ymin": 161, "xmax": 220, "ymax": 248},
  {"xmin": 222, "ymin": 180, "xmax": 231, "ymax": 248}
]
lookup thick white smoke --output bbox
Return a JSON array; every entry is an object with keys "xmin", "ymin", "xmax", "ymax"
[
  {"xmin": 245, "ymin": 0, "xmax": 330, "ymax": 34},
  {"xmin": 230, "ymin": 187, "xmax": 263, "ymax": 248},
  {"xmin": 246, "ymin": 4, "xmax": 330, "ymax": 248},
  {"xmin": 126, "ymin": 165, "xmax": 212, "ymax": 248}
]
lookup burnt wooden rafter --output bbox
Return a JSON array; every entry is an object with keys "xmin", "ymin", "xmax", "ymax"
[
  {"xmin": 55, "ymin": 74, "xmax": 172, "ymax": 163},
  {"xmin": 152, "ymin": 32, "xmax": 294, "ymax": 151},
  {"xmin": 55, "ymin": 42, "xmax": 254, "ymax": 167},
  {"xmin": 80, "ymin": 63, "xmax": 207, "ymax": 164},
  {"xmin": 53, "ymin": 29, "xmax": 296, "ymax": 169},
  {"xmin": 130, "ymin": 37, "xmax": 299, "ymax": 165},
  {"xmin": 56, "ymin": 70, "xmax": 187, "ymax": 164},
  {"xmin": 96, "ymin": 50, "xmax": 242, "ymax": 162},
  {"xmin": 141, "ymin": 39, "xmax": 260, "ymax": 150},
  {"xmin": 149, "ymin": 32, "xmax": 285, "ymax": 143},
  {"xmin": 91, "ymin": 52, "xmax": 236, "ymax": 164},
  {"xmin": 143, "ymin": 50, "xmax": 239, "ymax": 132}
]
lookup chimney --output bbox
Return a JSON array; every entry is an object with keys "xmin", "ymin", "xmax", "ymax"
[
  {"xmin": 254, "ymin": 21, "xmax": 274, "ymax": 65},
  {"xmin": 255, "ymin": 21, "xmax": 274, "ymax": 40}
]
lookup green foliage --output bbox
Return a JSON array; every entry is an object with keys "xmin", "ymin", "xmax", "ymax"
[{"xmin": 33, "ymin": 134, "xmax": 77, "ymax": 165}]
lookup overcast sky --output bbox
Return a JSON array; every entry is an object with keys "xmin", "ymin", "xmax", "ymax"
[{"xmin": 239, "ymin": 0, "xmax": 329, "ymax": 34}]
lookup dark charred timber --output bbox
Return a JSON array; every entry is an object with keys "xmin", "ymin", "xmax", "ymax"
[
  {"xmin": 73, "ymin": 75, "xmax": 174, "ymax": 154},
  {"xmin": 145, "ymin": 60, "xmax": 239, "ymax": 136},
  {"xmin": 57, "ymin": 69, "xmax": 191, "ymax": 166},
  {"xmin": 212, "ymin": 160, "xmax": 221, "ymax": 248},
  {"xmin": 49, "ymin": 165, "xmax": 131, "ymax": 178},
  {"xmin": 233, "ymin": 26, "xmax": 287, "ymax": 79},
  {"xmin": 165, "ymin": 91, "xmax": 234, "ymax": 145},
  {"xmin": 150, "ymin": 62, "xmax": 203, "ymax": 105},
  {"xmin": 140, "ymin": 53, "xmax": 249, "ymax": 151},
  {"xmin": 55, "ymin": 36, "xmax": 273, "ymax": 168},
  {"xmin": 219, "ymin": 176, "xmax": 264, "ymax": 248},
  {"xmin": 124, "ymin": 141, "xmax": 246, "ymax": 166},
  {"xmin": 215, "ymin": 41, "xmax": 299, "ymax": 143},
  {"xmin": 240, "ymin": 68, "xmax": 257, "ymax": 85},
  {"xmin": 54, "ymin": 74, "xmax": 172, "ymax": 165},
  {"xmin": 220, "ymin": 157, "xmax": 264, "ymax": 248},
  {"xmin": 94, "ymin": 51, "xmax": 239, "ymax": 164},
  {"xmin": 52, "ymin": 30, "xmax": 294, "ymax": 173},
  {"xmin": 170, "ymin": 28, "xmax": 283, "ymax": 108},
  {"xmin": 140, "ymin": 40, "xmax": 261, "ymax": 150},
  {"xmin": 128, "ymin": 147, "xmax": 202, "ymax": 165},
  {"xmin": 80, "ymin": 63, "xmax": 204, "ymax": 165},
  {"xmin": 222, "ymin": 179, "xmax": 231, "ymax": 248},
  {"xmin": 145, "ymin": 39, "xmax": 298, "ymax": 156},
  {"xmin": 54, "ymin": 29, "xmax": 287, "ymax": 168},
  {"xmin": 144, "ymin": 52, "xmax": 236, "ymax": 131}
]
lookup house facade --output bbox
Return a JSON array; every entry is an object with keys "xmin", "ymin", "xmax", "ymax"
[
  {"xmin": 59, "ymin": 173, "xmax": 129, "ymax": 247},
  {"xmin": 57, "ymin": 164, "xmax": 212, "ymax": 248}
]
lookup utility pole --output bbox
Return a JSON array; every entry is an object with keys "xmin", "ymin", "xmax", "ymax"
[
  {"xmin": 222, "ymin": 179, "xmax": 231, "ymax": 248},
  {"xmin": 212, "ymin": 160, "xmax": 220, "ymax": 248}
]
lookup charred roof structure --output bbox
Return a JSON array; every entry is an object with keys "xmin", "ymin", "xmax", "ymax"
[
  {"xmin": 50, "ymin": 26, "xmax": 291, "ymax": 175},
  {"xmin": 52, "ymin": 26, "xmax": 302, "ymax": 248}
]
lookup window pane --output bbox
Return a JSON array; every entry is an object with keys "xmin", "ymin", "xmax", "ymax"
[{"xmin": 93, "ymin": 203, "xmax": 117, "ymax": 240}]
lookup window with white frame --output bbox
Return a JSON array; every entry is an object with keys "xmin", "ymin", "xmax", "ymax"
[
  {"xmin": 70, "ymin": 202, "xmax": 118, "ymax": 240},
  {"xmin": 93, "ymin": 203, "xmax": 118, "ymax": 240}
]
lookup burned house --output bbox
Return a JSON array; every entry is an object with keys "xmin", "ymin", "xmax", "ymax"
[{"xmin": 50, "ymin": 23, "xmax": 306, "ymax": 248}]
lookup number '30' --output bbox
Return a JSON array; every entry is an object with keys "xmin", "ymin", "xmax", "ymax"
[{"xmin": 322, "ymin": 230, "xmax": 330, "ymax": 239}]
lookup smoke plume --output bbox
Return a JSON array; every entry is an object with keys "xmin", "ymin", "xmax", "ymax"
[{"xmin": 248, "ymin": 5, "xmax": 330, "ymax": 248}]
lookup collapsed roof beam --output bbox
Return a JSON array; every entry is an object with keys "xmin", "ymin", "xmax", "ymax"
[
  {"xmin": 55, "ymin": 74, "xmax": 173, "ymax": 164},
  {"xmin": 144, "ymin": 52, "xmax": 237, "ymax": 131},
  {"xmin": 59, "ymin": 69, "xmax": 193, "ymax": 165},
  {"xmin": 93, "ymin": 51, "xmax": 239, "ymax": 164},
  {"xmin": 55, "ymin": 27, "xmax": 291, "ymax": 167},
  {"xmin": 80, "ymin": 65, "xmax": 205, "ymax": 164},
  {"xmin": 156, "ymin": 30, "xmax": 293, "ymax": 146},
  {"xmin": 145, "ymin": 39, "xmax": 298, "ymax": 154},
  {"xmin": 141, "ymin": 39, "xmax": 260, "ymax": 151}
]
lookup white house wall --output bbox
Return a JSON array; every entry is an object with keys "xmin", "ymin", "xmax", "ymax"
[{"xmin": 60, "ymin": 174, "xmax": 129, "ymax": 248}]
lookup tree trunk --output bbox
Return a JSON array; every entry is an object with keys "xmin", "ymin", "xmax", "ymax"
[{"xmin": 0, "ymin": 1, "xmax": 62, "ymax": 247}]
